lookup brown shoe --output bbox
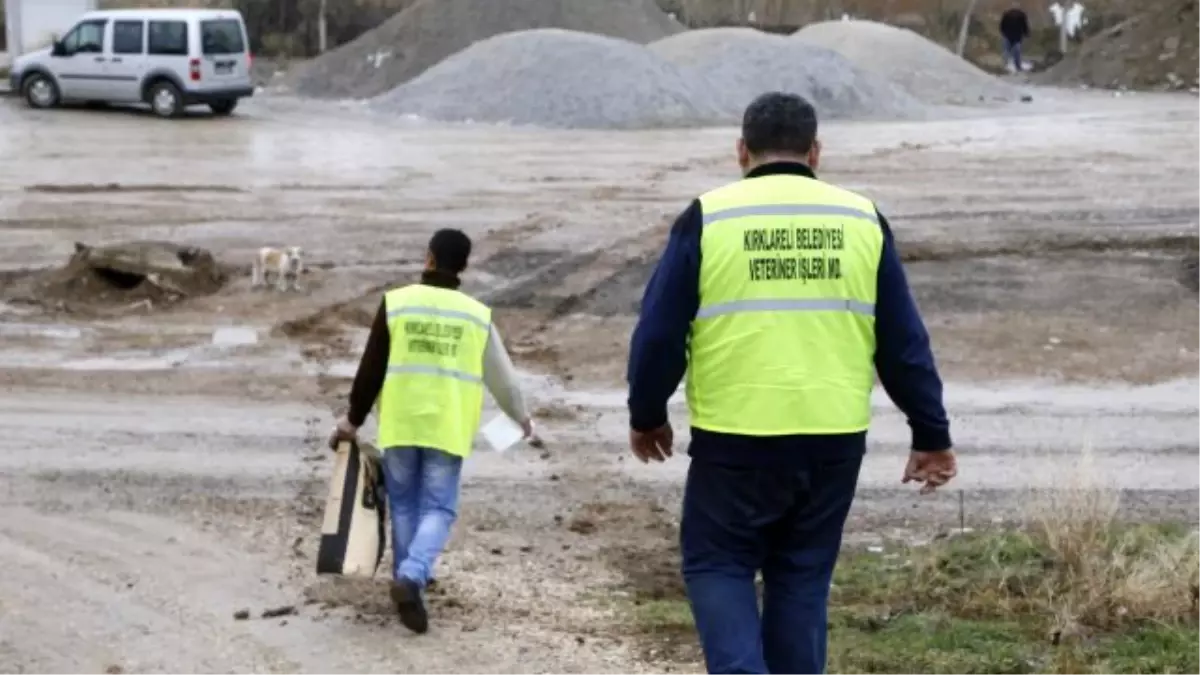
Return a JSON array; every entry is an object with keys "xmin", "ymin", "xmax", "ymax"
[{"xmin": 390, "ymin": 578, "xmax": 429, "ymax": 634}]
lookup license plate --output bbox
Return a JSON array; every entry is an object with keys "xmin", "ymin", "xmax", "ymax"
[{"xmin": 214, "ymin": 61, "xmax": 235, "ymax": 75}]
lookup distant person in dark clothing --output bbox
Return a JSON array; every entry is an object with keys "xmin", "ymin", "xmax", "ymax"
[{"xmin": 999, "ymin": 2, "xmax": 1032, "ymax": 72}]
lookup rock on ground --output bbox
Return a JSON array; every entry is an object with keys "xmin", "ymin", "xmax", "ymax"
[
  {"xmin": 1038, "ymin": 0, "xmax": 1198, "ymax": 91},
  {"xmin": 283, "ymin": 0, "xmax": 684, "ymax": 100},
  {"xmin": 2, "ymin": 241, "xmax": 226, "ymax": 312},
  {"xmin": 649, "ymin": 27, "xmax": 928, "ymax": 121},
  {"xmin": 792, "ymin": 20, "xmax": 1024, "ymax": 106},
  {"xmin": 371, "ymin": 29, "xmax": 725, "ymax": 129}
]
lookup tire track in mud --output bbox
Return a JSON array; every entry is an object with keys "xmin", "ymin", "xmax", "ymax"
[
  {"xmin": 898, "ymin": 231, "xmax": 1199, "ymax": 263},
  {"xmin": 274, "ymin": 209, "xmax": 670, "ymax": 398},
  {"xmin": 902, "ymin": 228, "xmax": 1200, "ymax": 299},
  {"xmin": 896, "ymin": 206, "xmax": 1200, "ymax": 229},
  {"xmin": 273, "ymin": 211, "xmax": 571, "ymax": 343}
]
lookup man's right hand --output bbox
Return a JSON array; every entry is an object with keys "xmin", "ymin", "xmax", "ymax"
[
  {"xmin": 630, "ymin": 423, "xmax": 674, "ymax": 464},
  {"xmin": 328, "ymin": 415, "xmax": 359, "ymax": 451},
  {"xmin": 902, "ymin": 449, "xmax": 957, "ymax": 495}
]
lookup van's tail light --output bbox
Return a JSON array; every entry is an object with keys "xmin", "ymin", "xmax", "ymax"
[
  {"xmin": 189, "ymin": 58, "xmax": 201, "ymax": 81},
  {"xmin": 248, "ymin": 52, "xmax": 255, "ymax": 70}
]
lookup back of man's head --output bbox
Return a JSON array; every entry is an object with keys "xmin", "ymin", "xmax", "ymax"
[
  {"xmin": 740, "ymin": 91, "xmax": 819, "ymax": 162},
  {"xmin": 428, "ymin": 228, "xmax": 472, "ymax": 274}
]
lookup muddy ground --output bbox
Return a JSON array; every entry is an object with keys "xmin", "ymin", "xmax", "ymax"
[{"xmin": 0, "ymin": 89, "xmax": 1197, "ymax": 673}]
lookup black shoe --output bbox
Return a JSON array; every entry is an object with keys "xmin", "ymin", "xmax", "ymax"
[{"xmin": 390, "ymin": 577, "xmax": 429, "ymax": 634}]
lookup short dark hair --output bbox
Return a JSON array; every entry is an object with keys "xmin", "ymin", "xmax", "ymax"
[
  {"xmin": 741, "ymin": 92, "xmax": 818, "ymax": 157},
  {"xmin": 428, "ymin": 228, "xmax": 472, "ymax": 274}
]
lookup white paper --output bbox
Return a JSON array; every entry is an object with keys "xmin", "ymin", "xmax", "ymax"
[{"xmin": 481, "ymin": 415, "xmax": 524, "ymax": 453}]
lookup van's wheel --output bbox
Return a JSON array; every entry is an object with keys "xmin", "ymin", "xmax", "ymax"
[
  {"xmin": 209, "ymin": 99, "xmax": 238, "ymax": 116},
  {"xmin": 22, "ymin": 73, "xmax": 60, "ymax": 109},
  {"xmin": 147, "ymin": 80, "xmax": 184, "ymax": 118}
]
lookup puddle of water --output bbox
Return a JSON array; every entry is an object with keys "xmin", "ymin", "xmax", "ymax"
[
  {"xmin": 0, "ymin": 323, "xmax": 85, "ymax": 340},
  {"xmin": 0, "ymin": 302, "xmax": 36, "ymax": 317},
  {"xmin": 328, "ymin": 361, "xmax": 357, "ymax": 378},
  {"xmin": 0, "ymin": 349, "xmax": 73, "ymax": 369},
  {"xmin": 211, "ymin": 326, "xmax": 259, "ymax": 347},
  {"xmin": 61, "ymin": 350, "xmax": 190, "ymax": 371}
]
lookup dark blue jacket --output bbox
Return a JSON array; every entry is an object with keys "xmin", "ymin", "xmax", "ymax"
[{"xmin": 626, "ymin": 162, "xmax": 951, "ymax": 468}]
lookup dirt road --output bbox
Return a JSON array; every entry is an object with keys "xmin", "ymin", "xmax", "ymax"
[{"xmin": 0, "ymin": 90, "xmax": 1196, "ymax": 672}]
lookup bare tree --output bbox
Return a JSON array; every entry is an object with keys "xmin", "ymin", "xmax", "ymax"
[
  {"xmin": 955, "ymin": 0, "xmax": 980, "ymax": 56},
  {"xmin": 317, "ymin": 0, "xmax": 327, "ymax": 53}
]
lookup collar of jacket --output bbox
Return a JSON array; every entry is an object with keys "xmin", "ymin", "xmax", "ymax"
[
  {"xmin": 745, "ymin": 161, "xmax": 817, "ymax": 180},
  {"xmin": 419, "ymin": 269, "xmax": 461, "ymax": 290}
]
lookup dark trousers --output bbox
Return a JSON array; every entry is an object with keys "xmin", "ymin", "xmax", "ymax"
[
  {"xmin": 680, "ymin": 451, "xmax": 864, "ymax": 674},
  {"xmin": 1003, "ymin": 37, "xmax": 1024, "ymax": 70}
]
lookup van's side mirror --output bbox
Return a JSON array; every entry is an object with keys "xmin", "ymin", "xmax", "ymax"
[{"xmin": 50, "ymin": 41, "xmax": 67, "ymax": 57}]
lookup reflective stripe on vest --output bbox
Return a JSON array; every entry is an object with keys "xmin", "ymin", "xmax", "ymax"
[
  {"xmin": 686, "ymin": 173, "xmax": 884, "ymax": 436},
  {"xmin": 695, "ymin": 297, "xmax": 876, "ymax": 320},
  {"xmin": 376, "ymin": 284, "xmax": 492, "ymax": 457},
  {"xmin": 702, "ymin": 203, "xmax": 880, "ymax": 227}
]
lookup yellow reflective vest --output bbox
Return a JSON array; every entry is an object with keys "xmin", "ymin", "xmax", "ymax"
[
  {"xmin": 376, "ymin": 284, "xmax": 491, "ymax": 457},
  {"xmin": 685, "ymin": 173, "xmax": 884, "ymax": 435}
]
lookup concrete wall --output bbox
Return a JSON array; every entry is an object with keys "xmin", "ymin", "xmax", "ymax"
[{"xmin": 5, "ymin": 0, "xmax": 97, "ymax": 56}]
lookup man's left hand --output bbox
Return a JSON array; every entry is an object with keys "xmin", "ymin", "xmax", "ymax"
[
  {"xmin": 328, "ymin": 415, "xmax": 359, "ymax": 451},
  {"xmin": 630, "ymin": 424, "xmax": 673, "ymax": 464}
]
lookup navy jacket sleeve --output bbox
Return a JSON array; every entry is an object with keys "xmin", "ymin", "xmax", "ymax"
[
  {"xmin": 626, "ymin": 200, "xmax": 702, "ymax": 432},
  {"xmin": 873, "ymin": 211, "xmax": 953, "ymax": 451}
]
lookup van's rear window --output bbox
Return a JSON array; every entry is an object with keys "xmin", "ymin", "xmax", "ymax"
[{"xmin": 201, "ymin": 19, "xmax": 245, "ymax": 55}]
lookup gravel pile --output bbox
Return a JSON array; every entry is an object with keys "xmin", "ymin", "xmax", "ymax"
[
  {"xmin": 285, "ymin": 0, "xmax": 684, "ymax": 100},
  {"xmin": 371, "ymin": 29, "xmax": 724, "ymax": 129},
  {"xmin": 649, "ymin": 27, "xmax": 927, "ymax": 120},
  {"xmin": 792, "ymin": 20, "xmax": 1023, "ymax": 105}
]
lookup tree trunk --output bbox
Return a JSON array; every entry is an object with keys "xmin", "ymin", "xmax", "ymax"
[
  {"xmin": 317, "ymin": 0, "xmax": 327, "ymax": 53},
  {"xmin": 955, "ymin": 0, "xmax": 980, "ymax": 56}
]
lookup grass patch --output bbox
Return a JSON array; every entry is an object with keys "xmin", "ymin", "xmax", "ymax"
[
  {"xmin": 624, "ymin": 469, "xmax": 1199, "ymax": 674},
  {"xmin": 629, "ymin": 528, "xmax": 1198, "ymax": 673}
]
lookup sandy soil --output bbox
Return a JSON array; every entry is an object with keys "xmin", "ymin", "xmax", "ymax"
[{"xmin": 0, "ymin": 89, "xmax": 1196, "ymax": 673}]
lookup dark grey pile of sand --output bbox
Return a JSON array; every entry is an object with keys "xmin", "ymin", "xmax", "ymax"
[
  {"xmin": 284, "ymin": 0, "xmax": 684, "ymax": 100},
  {"xmin": 371, "ymin": 29, "xmax": 724, "ymax": 129},
  {"xmin": 792, "ymin": 20, "xmax": 1024, "ymax": 105},
  {"xmin": 649, "ymin": 27, "xmax": 927, "ymax": 120}
]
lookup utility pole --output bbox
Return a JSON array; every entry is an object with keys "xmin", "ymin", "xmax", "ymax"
[
  {"xmin": 1058, "ymin": 4, "xmax": 1069, "ymax": 56},
  {"xmin": 317, "ymin": 0, "xmax": 328, "ymax": 54},
  {"xmin": 955, "ymin": 0, "xmax": 980, "ymax": 57}
]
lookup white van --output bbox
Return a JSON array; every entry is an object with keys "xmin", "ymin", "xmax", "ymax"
[{"xmin": 8, "ymin": 8, "xmax": 254, "ymax": 118}]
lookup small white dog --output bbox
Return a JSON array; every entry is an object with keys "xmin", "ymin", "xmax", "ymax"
[{"xmin": 252, "ymin": 246, "xmax": 304, "ymax": 291}]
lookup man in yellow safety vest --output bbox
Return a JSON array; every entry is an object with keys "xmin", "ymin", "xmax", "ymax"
[
  {"xmin": 331, "ymin": 228, "xmax": 534, "ymax": 634},
  {"xmin": 626, "ymin": 92, "xmax": 958, "ymax": 673}
]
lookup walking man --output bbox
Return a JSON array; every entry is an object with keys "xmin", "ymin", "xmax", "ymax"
[
  {"xmin": 1000, "ymin": 1, "xmax": 1031, "ymax": 72},
  {"xmin": 330, "ymin": 228, "xmax": 534, "ymax": 634},
  {"xmin": 625, "ymin": 92, "xmax": 957, "ymax": 674}
]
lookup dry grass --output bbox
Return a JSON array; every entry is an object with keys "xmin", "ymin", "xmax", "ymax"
[
  {"xmin": 901, "ymin": 444, "xmax": 1199, "ymax": 644},
  {"xmin": 630, "ymin": 444, "xmax": 1199, "ymax": 673},
  {"xmin": 1022, "ymin": 446, "xmax": 1199, "ymax": 634}
]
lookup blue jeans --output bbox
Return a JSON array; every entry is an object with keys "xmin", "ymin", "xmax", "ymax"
[
  {"xmin": 1003, "ymin": 38, "xmax": 1023, "ymax": 70},
  {"xmin": 680, "ymin": 450, "xmax": 864, "ymax": 674},
  {"xmin": 380, "ymin": 446, "xmax": 463, "ymax": 587}
]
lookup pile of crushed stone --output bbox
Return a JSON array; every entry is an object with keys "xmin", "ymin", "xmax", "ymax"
[
  {"xmin": 371, "ymin": 29, "xmax": 725, "ymax": 129},
  {"xmin": 1039, "ymin": 0, "xmax": 1198, "ymax": 91},
  {"xmin": 649, "ymin": 27, "xmax": 928, "ymax": 121},
  {"xmin": 792, "ymin": 20, "xmax": 1024, "ymax": 105},
  {"xmin": 284, "ymin": 0, "xmax": 683, "ymax": 100}
]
